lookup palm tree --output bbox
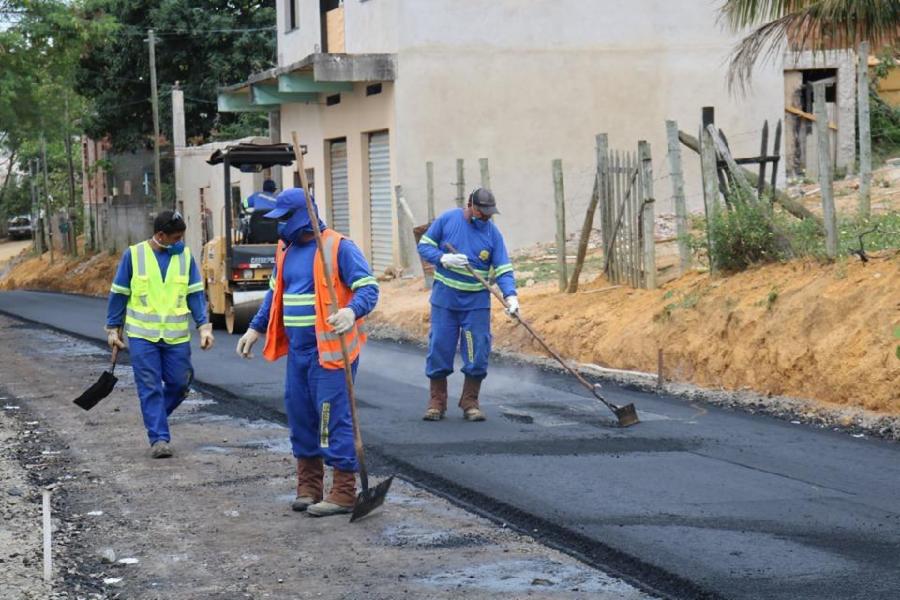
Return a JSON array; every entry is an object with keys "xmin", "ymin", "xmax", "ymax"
[{"xmin": 722, "ymin": 0, "xmax": 900, "ymax": 89}]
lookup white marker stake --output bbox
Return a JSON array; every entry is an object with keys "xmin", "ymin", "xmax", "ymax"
[{"xmin": 42, "ymin": 488, "xmax": 52, "ymax": 583}]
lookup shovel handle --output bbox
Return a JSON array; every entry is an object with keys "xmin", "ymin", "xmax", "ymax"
[{"xmin": 444, "ymin": 243, "xmax": 622, "ymax": 413}]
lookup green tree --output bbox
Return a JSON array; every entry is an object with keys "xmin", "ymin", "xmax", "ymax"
[
  {"xmin": 721, "ymin": 0, "xmax": 900, "ymax": 88},
  {"xmin": 76, "ymin": 0, "xmax": 276, "ymax": 152}
]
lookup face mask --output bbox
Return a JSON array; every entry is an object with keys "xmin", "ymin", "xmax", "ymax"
[
  {"xmin": 471, "ymin": 217, "xmax": 490, "ymax": 230},
  {"xmin": 154, "ymin": 235, "xmax": 185, "ymax": 255}
]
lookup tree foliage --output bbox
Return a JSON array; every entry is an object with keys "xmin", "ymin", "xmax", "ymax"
[
  {"xmin": 76, "ymin": 0, "xmax": 276, "ymax": 151},
  {"xmin": 721, "ymin": 0, "xmax": 900, "ymax": 90}
]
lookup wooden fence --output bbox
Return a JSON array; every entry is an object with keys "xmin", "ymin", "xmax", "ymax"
[{"xmin": 599, "ymin": 140, "xmax": 656, "ymax": 289}]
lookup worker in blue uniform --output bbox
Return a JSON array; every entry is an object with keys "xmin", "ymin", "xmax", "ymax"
[
  {"xmin": 417, "ymin": 188, "xmax": 518, "ymax": 422},
  {"xmin": 235, "ymin": 188, "xmax": 379, "ymax": 517},
  {"xmin": 243, "ymin": 179, "xmax": 278, "ymax": 212},
  {"xmin": 105, "ymin": 210, "xmax": 215, "ymax": 459}
]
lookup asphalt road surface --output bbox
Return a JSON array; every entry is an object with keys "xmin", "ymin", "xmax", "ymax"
[{"xmin": 2, "ymin": 290, "xmax": 899, "ymax": 599}]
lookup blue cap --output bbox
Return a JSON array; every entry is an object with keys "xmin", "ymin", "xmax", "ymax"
[{"xmin": 264, "ymin": 187, "xmax": 309, "ymax": 220}]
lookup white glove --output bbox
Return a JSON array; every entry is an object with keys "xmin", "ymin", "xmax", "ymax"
[
  {"xmin": 326, "ymin": 307, "xmax": 356, "ymax": 335},
  {"xmin": 199, "ymin": 323, "xmax": 215, "ymax": 350},
  {"xmin": 505, "ymin": 295, "xmax": 520, "ymax": 317},
  {"xmin": 440, "ymin": 253, "xmax": 469, "ymax": 269},
  {"xmin": 236, "ymin": 328, "xmax": 261, "ymax": 359},
  {"xmin": 105, "ymin": 327, "xmax": 126, "ymax": 350}
]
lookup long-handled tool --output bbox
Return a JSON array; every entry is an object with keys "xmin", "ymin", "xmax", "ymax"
[
  {"xmin": 445, "ymin": 243, "xmax": 639, "ymax": 427},
  {"xmin": 74, "ymin": 346, "xmax": 119, "ymax": 411},
  {"xmin": 291, "ymin": 132, "xmax": 393, "ymax": 521}
]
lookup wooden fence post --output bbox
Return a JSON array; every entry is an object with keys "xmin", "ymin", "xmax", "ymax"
[
  {"xmin": 813, "ymin": 81, "xmax": 838, "ymax": 258},
  {"xmin": 638, "ymin": 140, "xmax": 656, "ymax": 290},
  {"xmin": 858, "ymin": 41, "xmax": 872, "ymax": 218},
  {"xmin": 707, "ymin": 124, "xmax": 757, "ymax": 201},
  {"xmin": 395, "ymin": 185, "xmax": 423, "ymax": 277},
  {"xmin": 552, "ymin": 159, "xmax": 567, "ymax": 292},
  {"xmin": 479, "ymin": 158, "xmax": 491, "ymax": 190},
  {"xmin": 567, "ymin": 134, "xmax": 606, "ymax": 293},
  {"xmin": 665, "ymin": 120, "xmax": 690, "ymax": 273},
  {"xmin": 700, "ymin": 126, "xmax": 719, "ymax": 273},
  {"xmin": 455, "ymin": 159, "xmax": 465, "ymax": 208},
  {"xmin": 426, "ymin": 161, "xmax": 435, "ymax": 222}
]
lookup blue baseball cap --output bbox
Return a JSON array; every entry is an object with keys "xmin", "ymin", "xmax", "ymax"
[{"xmin": 264, "ymin": 187, "xmax": 309, "ymax": 220}]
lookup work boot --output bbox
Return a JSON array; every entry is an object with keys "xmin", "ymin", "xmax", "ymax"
[
  {"xmin": 306, "ymin": 469, "xmax": 357, "ymax": 517},
  {"xmin": 423, "ymin": 378, "xmax": 448, "ymax": 421},
  {"xmin": 291, "ymin": 457, "xmax": 324, "ymax": 512},
  {"xmin": 151, "ymin": 441, "xmax": 173, "ymax": 459},
  {"xmin": 459, "ymin": 376, "xmax": 486, "ymax": 422}
]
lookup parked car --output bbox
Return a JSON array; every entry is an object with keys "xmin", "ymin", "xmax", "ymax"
[{"xmin": 7, "ymin": 215, "xmax": 33, "ymax": 240}]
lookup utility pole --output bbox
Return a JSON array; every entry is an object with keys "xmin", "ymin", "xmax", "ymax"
[
  {"xmin": 172, "ymin": 83, "xmax": 186, "ymax": 214},
  {"xmin": 41, "ymin": 135, "xmax": 54, "ymax": 264},
  {"xmin": 148, "ymin": 29, "xmax": 163, "ymax": 209},
  {"xmin": 29, "ymin": 160, "xmax": 41, "ymax": 254}
]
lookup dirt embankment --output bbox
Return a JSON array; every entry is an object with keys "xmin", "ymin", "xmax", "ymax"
[
  {"xmin": 0, "ymin": 248, "xmax": 119, "ymax": 297},
  {"xmin": 372, "ymin": 254, "xmax": 900, "ymax": 415}
]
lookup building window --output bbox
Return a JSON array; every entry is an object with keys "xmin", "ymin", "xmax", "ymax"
[
  {"xmin": 326, "ymin": 94, "xmax": 341, "ymax": 106},
  {"xmin": 287, "ymin": 0, "xmax": 298, "ymax": 32},
  {"xmin": 366, "ymin": 83, "xmax": 382, "ymax": 96}
]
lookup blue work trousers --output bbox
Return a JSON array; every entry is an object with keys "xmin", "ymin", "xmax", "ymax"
[
  {"xmin": 285, "ymin": 345, "xmax": 359, "ymax": 473},
  {"xmin": 426, "ymin": 306, "xmax": 491, "ymax": 380},
  {"xmin": 129, "ymin": 337, "xmax": 193, "ymax": 446}
]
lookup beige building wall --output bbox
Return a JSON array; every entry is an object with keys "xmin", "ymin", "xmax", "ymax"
[
  {"xmin": 177, "ymin": 138, "xmax": 268, "ymax": 258},
  {"xmin": 277, "ymin": 83, "xmax": 396, "ymax": 260}
]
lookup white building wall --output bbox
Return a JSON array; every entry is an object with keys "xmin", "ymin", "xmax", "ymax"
[
  {"xmin": 277, "ymin": 0, "xmax": 322, "ymax": 66},
  {"xmin": 390, "ymin": 0, "xmax": 785, "ymax": 250}
]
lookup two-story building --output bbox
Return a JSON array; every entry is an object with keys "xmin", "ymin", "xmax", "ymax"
[{"xmin": 219, "ymin": 0, "xmax": 784, "ymax": 273}]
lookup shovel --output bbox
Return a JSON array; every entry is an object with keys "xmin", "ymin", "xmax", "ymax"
[
  {"xmin": 444, "ymin": 243, "xmax": 639, "ymax": 427},
  {"xmin": 74, "ymin": 347, "xmax": 119, "ymax": 411},
  {"xmin": 291, "ymin": 132, "xmax": 394, "ymax": 522}
]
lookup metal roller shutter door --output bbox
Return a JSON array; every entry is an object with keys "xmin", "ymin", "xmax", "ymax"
[
  {"xmin": 329, "ymin": 141, "xmax": 350, "ymax": 235},
  {"xmin": 367, "ymin": 131, "xmax": 393, "ymax": 274}
]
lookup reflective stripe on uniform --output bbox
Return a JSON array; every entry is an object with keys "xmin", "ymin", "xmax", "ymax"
[
  {"xmin": 319, "ymin": 402, "xmax": 331, "ymax": 448},
  {"xmin": 269, "ymin": 277, "xmax": 276, "ymax": 290},
  {"xmin": 186, "ymin": 282, "xmax": 204, "ymax": 294},
  {"xmin": 178, "ymin": 252, "xmax": 187, "ymax": 276},
  {"xmin": 125, "ymin": 323, "xmax": 189, "ymax": 340},
  {"xmin": 350, "ymin": 276, "xmax": 378, "ymax": 290},
  {"xmin": 136, "ymin": 245, "xmax": 146, "ymax": 277},
  {"xmin": 446, "ymin": 265, "xmax": 490, "ymax": 279},
  {"xmin": 110, "ymin": 283, "xmax": 131, "ymax": 295},
  {"xmin": 127, "ymin": 308, "xmax": 190, "ymax": 324},
  {"xmin": 283, "ymin": 315, "xmax": 316, "ymax": 327},
  {"xmin": 420, "ymin": 235, "xmax": 438, "ymax": 247},
  {"xmin": 493, "ymin": 263, "xmax": 514, "ymax": 277},
  {"xmin": 319, "ymin": 335, "xmax": 361, "ymax": 362},
  {"xmin": 434, "ymin": 272, "xmax": 485, "ymax": 292},
  {"xmin": 283, "ymin": 293, "xmax": 315, "ymax": 306}
]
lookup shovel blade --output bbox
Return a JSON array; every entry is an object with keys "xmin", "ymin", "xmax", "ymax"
[
  {"xmin": 349, "ymin": 475, "xmax": 394, "ymax": 523},
  {"xmin": 615, "ymin": 403, "xmax": 640, "ymax": 427},
  {"xmin": 73, "ymin": 371, "xmax": 118, "ymax": 411}
]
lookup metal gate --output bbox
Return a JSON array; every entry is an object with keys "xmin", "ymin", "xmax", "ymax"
[
  {"xmin": 329, "ymin": 140, "xmax": 350, "ymax": 235},
  {"xmin": 367, "ymin": 131, "xmax": 393, "ymax": 274}
]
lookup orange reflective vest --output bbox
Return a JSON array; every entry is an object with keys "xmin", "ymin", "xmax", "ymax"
[{"xmin": 262, "ymin": 229, "xmax": 367, "ymax": 369}]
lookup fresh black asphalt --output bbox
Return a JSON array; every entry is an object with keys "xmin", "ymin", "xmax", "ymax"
[{"xmin": 2, "ymin": 290, "xmax": 899, "ymax": 599}]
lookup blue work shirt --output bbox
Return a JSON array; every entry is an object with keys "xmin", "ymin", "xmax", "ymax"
[
  {"xmin": 245, "ymin": 191, "xmax": 277, "ymax": 211},
  {"xmin": 106, "ymin": 245, "xmax": 208, "ymax": 328},
  {"xmin": 248, "ymin": 233, "xmax": 379, "ymax": 350},
  {"xmin": 417, "ymin": 208, "xmax": 517, "ymax": 311}
]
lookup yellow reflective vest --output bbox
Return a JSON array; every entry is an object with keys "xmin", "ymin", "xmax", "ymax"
[{"xmin": 124, "ymin": 241, "xmax": 193, "ymax": 345}]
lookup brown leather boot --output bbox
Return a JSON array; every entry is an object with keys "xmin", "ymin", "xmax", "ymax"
[
  {"xmin": 291, "ymin": 457, "xmax": 324, "ymax": 512},
  {"xmin": 459, "ymin": 376, "xmax": 486, "ymax": 421},
  {"xmin": 306, "ymin": 469, "xmax": 357, "ymax": 517},
  {"xmin": 423, "ymin": 378, "xmax": 448, "ymax": 421}
]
